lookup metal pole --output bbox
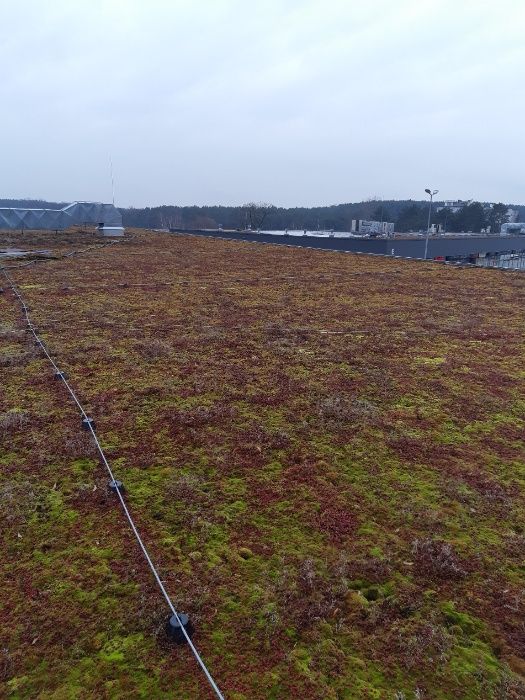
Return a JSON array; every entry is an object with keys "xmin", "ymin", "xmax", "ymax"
[
  {"xmin": 424, "ymin": 192, "xmax": 433, "ymax": 260},
  {"xmin": 110, "ymin": 156, "xmax": 115, "ymax": 206}
]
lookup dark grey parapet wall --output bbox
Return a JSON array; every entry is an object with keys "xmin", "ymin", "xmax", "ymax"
[
  {"xmin": 170, "ymin": 230, "xmax": 525, "ymax": 257},
  {"xmin": 0, "ymin": 201, "xmax": 122, "ymax": 230}
]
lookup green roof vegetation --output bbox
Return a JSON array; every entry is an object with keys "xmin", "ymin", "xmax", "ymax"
[{"xmin": 1, "ymin": 230, "xmax": 524, "ymax": 699}]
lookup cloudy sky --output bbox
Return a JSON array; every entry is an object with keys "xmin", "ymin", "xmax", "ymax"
[{"xmin": 1, "ymin": 0, "xmax": 524, "ymax": 208}]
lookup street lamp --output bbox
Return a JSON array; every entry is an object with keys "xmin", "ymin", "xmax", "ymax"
[{"xmin": 424, "ymin": 188, "xmax": 439, "ymax": 260}]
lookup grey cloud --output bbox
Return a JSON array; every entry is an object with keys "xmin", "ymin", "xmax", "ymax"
[{"xmin": 0, "ymin": 0, "xmax": 524, "ymax": 207}]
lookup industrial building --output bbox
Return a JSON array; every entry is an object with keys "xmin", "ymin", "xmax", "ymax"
[
  {"xmin": 0, "ymin": 201, "xmax": 124, "ymax": 235},
  {"xmin": 351, "ymin": 219, "xmax": 395, "ymax": 236},
  {"xmin": 501, "ymin": 222, "xmax": 525, "ymax": 235}
]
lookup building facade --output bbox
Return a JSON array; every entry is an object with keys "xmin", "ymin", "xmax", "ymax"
[{"xmin": 0, "ymin": 201, "xmax": 123, "ymax": 232}]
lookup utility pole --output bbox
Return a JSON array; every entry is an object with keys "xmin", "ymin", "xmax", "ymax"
[{"xmin": 424, "ymin": 188, "xmax": 439, "ymax": 259}]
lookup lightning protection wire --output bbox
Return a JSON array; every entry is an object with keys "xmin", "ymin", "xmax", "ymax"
[{"xmin": 0, "ymin": 266, "xmax": 226, "ymax": 700}]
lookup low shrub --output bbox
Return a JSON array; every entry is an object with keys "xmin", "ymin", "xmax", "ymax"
[
  {"xmin": 412, "ymin": 538, "xmax": 466, "ymax": 580},
  {"xmin": 318, "ymin": 394, "xmax": 378, "ymax": 426},
  {"xmin": 0, "ymin": 411, "xmax": 29, "ymax": 432}
]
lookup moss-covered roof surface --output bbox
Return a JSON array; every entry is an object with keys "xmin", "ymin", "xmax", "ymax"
[{"xmin": 1, "ymin": 230, "xmax": 524, "ymax": 699}]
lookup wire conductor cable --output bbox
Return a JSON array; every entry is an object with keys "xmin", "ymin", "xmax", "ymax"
[{"xmin": 0, "ymin": 266, "xmax": 226, "ymax": 700}]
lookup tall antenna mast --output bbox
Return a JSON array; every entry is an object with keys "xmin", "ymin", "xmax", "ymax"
[{"xmin": 109, "ymin": 156, "xmax": 115, "ymax": 205}]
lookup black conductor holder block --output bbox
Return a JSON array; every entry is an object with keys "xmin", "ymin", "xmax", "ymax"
[
  {"xmin": 108, "ymin": 480, "xmax": 125, "ymax": 494},
  {"xmin": 82, "ymin": 417, "xmax": 95, "ymax": 431},
  {"xmin": 166, "ymin": 613, "xmax": 194, "ymax": 644}
]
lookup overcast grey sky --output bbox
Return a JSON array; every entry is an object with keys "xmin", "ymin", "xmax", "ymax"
[{"xmin": 1, "ymin": 0, "xmax": 524, "ymax": 208}]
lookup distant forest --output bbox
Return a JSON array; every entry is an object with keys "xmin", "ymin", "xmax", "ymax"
[{"xmin": 1, "ymin": 198, "xmax": 524, "ymax": 233}]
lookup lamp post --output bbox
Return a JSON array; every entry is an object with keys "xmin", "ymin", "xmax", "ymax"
[{"xmin": 424, "ymin": 188, "xmax": 439, "ymax": 259}]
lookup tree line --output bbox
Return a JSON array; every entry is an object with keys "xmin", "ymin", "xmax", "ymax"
[
  {"xmin": 396, "ymin": 201, "xmax": 513, "ymax": 234},
  {"xmin": 1, "ymin": 198, "xmax": 523, "ymax": 233},
  {"xmin": 121, "ymin": 199, "xmax": 523, "ymax": 234}
]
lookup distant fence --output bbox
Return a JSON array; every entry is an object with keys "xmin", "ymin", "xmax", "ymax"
[{"xmin": 477, "ymin": 253, "xmax": 525, "ymax": 270}]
